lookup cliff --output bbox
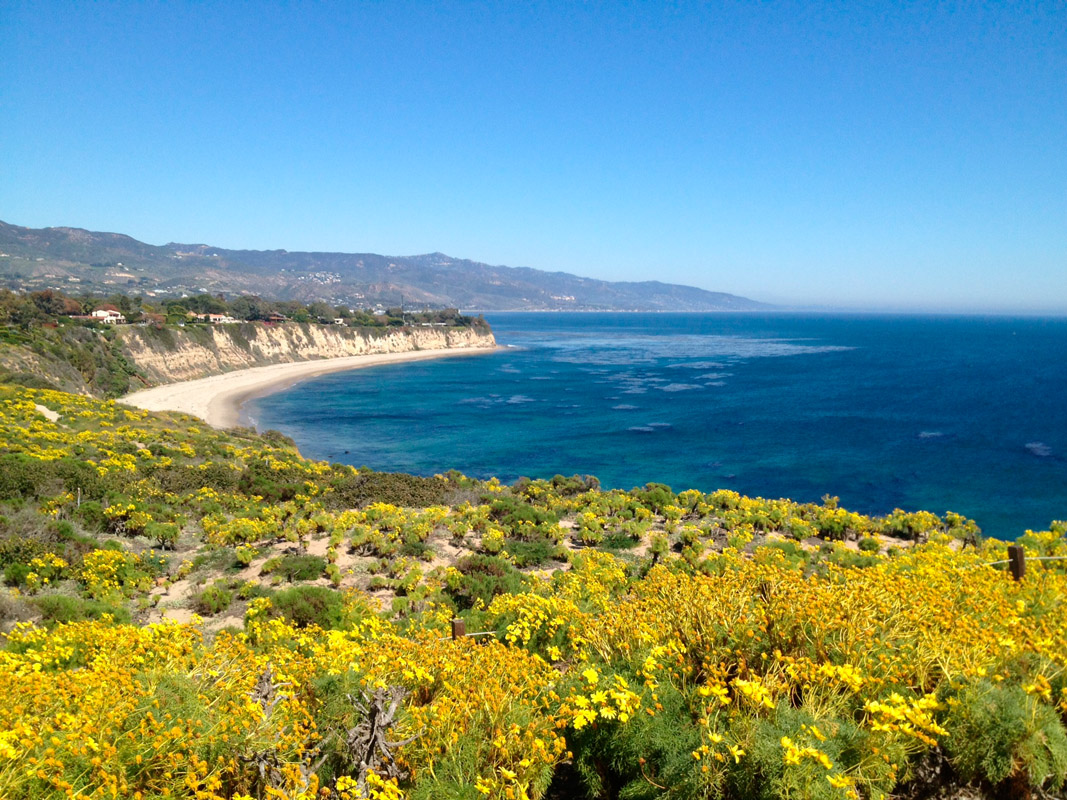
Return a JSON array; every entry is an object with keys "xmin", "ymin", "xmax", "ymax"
[
  {"xmin": 120, "ymin": 322, "xmax": 496, "ymax": 386},
  {"xmin": 0, "ymin": 321, "xmax": 495, "ymax": 397}
]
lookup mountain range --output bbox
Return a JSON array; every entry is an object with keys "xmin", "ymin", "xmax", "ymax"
[{"xmin": 0, "ymin": 220, "xmax": 769, "ymax": 312}]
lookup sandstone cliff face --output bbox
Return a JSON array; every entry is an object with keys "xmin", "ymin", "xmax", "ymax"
[{"xmin": 119, "ymin": 323, "xmax": 496, "ymax": 385}]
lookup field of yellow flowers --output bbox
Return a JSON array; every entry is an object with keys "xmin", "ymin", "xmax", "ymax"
[{"xmin": 1, "ymin": 384, "xmax": 1066, "ymax": 799}]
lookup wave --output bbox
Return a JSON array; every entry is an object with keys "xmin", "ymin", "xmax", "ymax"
[{"xmin": 667, "ymin": 361, "xmax": 726, "ymax": 370}]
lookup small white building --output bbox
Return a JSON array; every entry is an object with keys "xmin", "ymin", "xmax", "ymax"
[{"xmin": 90, "ymin": 309, "xmax": 126, "ymax": 324}]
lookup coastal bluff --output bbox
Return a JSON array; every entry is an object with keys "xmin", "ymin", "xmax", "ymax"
[{"xmin": 120, "ymin": 321, "xmax": 496, "ymax": 386}]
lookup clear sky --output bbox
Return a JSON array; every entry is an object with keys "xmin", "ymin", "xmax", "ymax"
[{"xmin": 2, "ymin": 2, "xmax": 1065, "ymax": 312}]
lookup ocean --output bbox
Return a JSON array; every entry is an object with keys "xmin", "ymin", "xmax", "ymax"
[{"xmin": 246, "ymin": 313, "xmax": 1067, "ymax": 540}]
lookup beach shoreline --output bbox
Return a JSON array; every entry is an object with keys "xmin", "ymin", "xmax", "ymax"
[{"xmin": 120, "ymin": 345, "xmax": 500, "ymax": 429}]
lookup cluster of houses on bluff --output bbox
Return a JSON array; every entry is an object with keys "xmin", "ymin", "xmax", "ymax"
[
  {"xmin": 71, "ymin": 305, "xmax": 327, "ymax": 326},
  {"xmin": 70, "ymin": 305, "xmax": 244, "ymax": 325}
]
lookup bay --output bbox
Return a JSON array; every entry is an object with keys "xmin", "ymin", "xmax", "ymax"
[{"xmin": 247, "ymin": 313, "xmax": 1067, "ymax": 540}]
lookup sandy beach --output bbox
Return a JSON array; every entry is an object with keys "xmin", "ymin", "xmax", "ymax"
[{"xmin": 120, "ymin": 346, "xmax": 498, "ymax": 429}]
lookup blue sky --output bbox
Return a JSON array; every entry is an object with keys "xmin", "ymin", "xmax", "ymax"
[{"xmin": 2, "ymin": 2, "xmax": 1064, "ymax": 311}]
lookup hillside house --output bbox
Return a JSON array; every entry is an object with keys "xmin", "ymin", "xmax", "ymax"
[{"xmin": 90, "ymin": 307, "xmax": 126, "ymax": 324}]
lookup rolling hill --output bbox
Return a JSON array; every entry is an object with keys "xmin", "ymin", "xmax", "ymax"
[{"xmin": 0, "ymin": 220, "xmax": 769, "ymax": 312}]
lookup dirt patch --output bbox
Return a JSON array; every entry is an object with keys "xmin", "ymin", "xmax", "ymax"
[
  {"xmin": 305, "ymin": 536, "xmax": 331, "ymax": 558},
  {"xmin": 34, "ymin": 404, "xmax": 60, "ymax": 422}
]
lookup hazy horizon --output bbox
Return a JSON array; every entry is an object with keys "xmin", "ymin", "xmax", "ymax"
[{"xmin": 2, "ymin": 2, "xmax": 1064, "ymax": 314}]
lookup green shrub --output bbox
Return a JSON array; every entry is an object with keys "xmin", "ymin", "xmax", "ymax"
[
  {"xmin": 825, "ymin": 549, "xmax": 879, "ymax": 570},
  {"xmin": 946, "ymin": 681, "xmax": 1067, "ymax": 792},
  {"xmin": 237, "ymin": 459, "xmax": 305, "ymax": 502},
  {"xmin": 235, "ymin": 545, "xmax": 257, "ymax": 567},
  {"xmin": 192, "ymin": 583, "xmax": 234, "ymax": 616},
  {"xmin": 505, "ymin": 538, "xmax": 555, "ymax": 567},
  {"xmin": 728, "ymin": 704, "xmax": 874, "ymax": 800},
  {"xmin": 602, "ymin": 531, "xmax": 640, "ymax": 550},
  {"xmin": 549, "ymin": 473, "xmax": 601, "ymax": 496},
  {"xmin": 632, "ymin": 482, "xmax": 675, "ymax": 514},
  {"xmin": 756, "ymin": 539, "xmax": 809, "ymax": 570},
  {"xmin": 146, "ymin": 521, "xmax": 180, "ymax": 550},
  {"xmin": 33, "ymin": 594, "xmax": 131, "ymax": 625},
  {"xmin": 325, "ymin": 470, "xmax": 454, "ymax": 508},
  {"xmin": 75, "ymin": 500, "xmax": 107, "ymax": 532},
  {"xmin": 140, "ymin": 550, "xmax": 169, "ymax": 578},
  {"xmin": 0, "ymin": 534, "xmax": 49, "ymax": 568},
  {"xmin": 3, "ymin": 561, "xmax": 32, "ymax": 586},
  {"xmin": 326, "ymin": 563, "xmax": 342, "ymax": 587},
  {"xmin": 858, "ymin": 536, "xmax": 881, "ymax": 552},
  {"xmin": 400, "ymin": 538, "xmax": 433, "ymax": 559},
  {"xmin": 275, "ymin": 554, "xmax": 326, "ymax": 582},
  {"xmin": 153, "ymin": 465, "xmax": 239, "ymax": 494},
  {"xmin": 260, "ymin": 429, "xmax": 297, "ymax": 449},
  {"xmin": 0, "ymin": 454, "xmax": 55, "ymax": 498},
  {"xmin": 445, "ymin": 555, "xmax": 526, "ymax": 610},
  {"xmin": 236, "ymin": 580, "xmax": 272, "ymax": 601},
  {"xmin": 267, "ymin": 586, "xmax": 347, "ymax": 629},
  {"xmin": 488, "ymin": 497, "xmax": 559, "ymax": 535},
  {"xmin": 568, "ymin": 678, "xmax": 703, "ymax": 799}
]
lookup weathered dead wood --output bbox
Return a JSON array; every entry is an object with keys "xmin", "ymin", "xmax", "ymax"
[{"xmin": 344, "ymin": 687, "xmax": 419, "ymax": 792}]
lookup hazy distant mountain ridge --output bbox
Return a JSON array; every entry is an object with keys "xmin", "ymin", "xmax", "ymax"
[{"xmin": 0, "ymin": 220, "xmax": 769, "ymax": 311}]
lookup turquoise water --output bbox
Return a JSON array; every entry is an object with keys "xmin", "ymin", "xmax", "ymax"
[{"xmin": 248, "ymin": 313, "xmax": 1067, "ymax": 539}]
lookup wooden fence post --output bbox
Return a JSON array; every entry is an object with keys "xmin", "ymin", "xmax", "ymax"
[
  {"xmin": 451, "ymin": 618, "xmax": 466, "ymax": 640},
  {"xmin": 1007, "ymin": 545, "xmax": 1026, "ymax": 581}
]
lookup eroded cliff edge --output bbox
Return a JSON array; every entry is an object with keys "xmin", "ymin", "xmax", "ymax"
[
  {"xmin": 0, "ymin": 321, "xmax": 496, "ymax": 396},
  {"xmin": 121, "ymin": 322, "xmax": 497, "ymax": 385}
]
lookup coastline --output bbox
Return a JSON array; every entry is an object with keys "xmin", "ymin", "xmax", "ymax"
[{"xmin": 120, "ymin": 345, "xmax": 499, "ymax": 429}]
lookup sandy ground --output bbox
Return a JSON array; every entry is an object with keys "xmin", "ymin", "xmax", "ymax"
[{"xmin": 120, "ymin": 346, "xmax": 498, "ymax": 429}]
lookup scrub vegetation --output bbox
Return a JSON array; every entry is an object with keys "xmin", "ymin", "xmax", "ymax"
[{"xmin": 1, "ymin": 384, "xmax": 1066, "ymax": 799}]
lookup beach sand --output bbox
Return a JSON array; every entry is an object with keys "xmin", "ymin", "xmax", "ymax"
[{"xmin": 120, "ymin": 346, "xmax": 498, "ymax": 429}]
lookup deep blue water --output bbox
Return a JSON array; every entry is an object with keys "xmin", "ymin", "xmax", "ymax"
[{"xmin": 247, "ymin": 313, "xmax": 1067, "ymax": 540}]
